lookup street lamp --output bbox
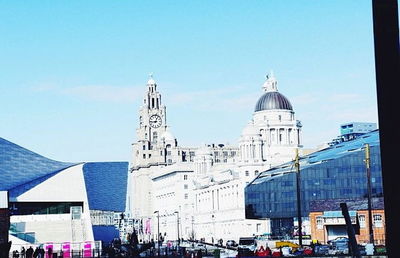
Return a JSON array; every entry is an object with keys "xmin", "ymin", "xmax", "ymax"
[
  {"xmin": 174, "ymin": 211, "xmax": 180, "ymax": 246},
  {"xmin": 154, "ymin": 211, "xmax": 160, "ymax": 257},
  {"xmin": 364, "ymin": 143, "xmax": 375, "ymax": 245},
  {"xmin": 294, "ymin": 148, "xmax": 303, "ymax": 247}
]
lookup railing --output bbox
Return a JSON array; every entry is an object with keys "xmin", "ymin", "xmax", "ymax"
[
  {"xmin": 9, "ymin": 241, "xmax": 102, "ymax": 258},
  {"xmin": 11, "ymin": 214, "xmax": 71, "ymax": 222}
]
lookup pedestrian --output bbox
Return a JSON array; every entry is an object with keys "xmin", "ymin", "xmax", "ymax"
[
  {"xmin": 47, "ymin": 247, "xmax": 52, "ymax": 258},
  {"xmin": 26, "ymin": 246, "xmax": 33, "ymax": 258},
  {"xmin": 39, "ymin": 247, "xmax": 44, "ymax": 258},
  {"xmin": 21, "ymin": 247, "xmax": 26, "ymax": 258},
  {"xmin": 33, "ymin": 247, "xmax": 39, "ymax": 258},
  {"xmin": 196, "ymin": 249, "xmax": 202, "ymax": 258}
]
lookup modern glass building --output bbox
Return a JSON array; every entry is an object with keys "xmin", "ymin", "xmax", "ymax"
[
  {"xmin": 244, "ymin": 129, "xmax": 382, "ymax": 236},
  {"xmin": 0, "ymin": 137, "xmax": 129, "ymax": 247}
]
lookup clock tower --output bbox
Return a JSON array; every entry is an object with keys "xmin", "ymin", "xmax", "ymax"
[{"xmin": 131, "ymin": 74, "xmax": 173, "ymax": 168}]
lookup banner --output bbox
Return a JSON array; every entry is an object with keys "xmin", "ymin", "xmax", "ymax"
[
  {"xmin": 145, "ymin": 218, "xmax": 151, "ymax": 234},
  {"xmin": 62, "ymin": 242, "xmax": 71, "ymax": 258},
  {"xmin": 83, "ymin": 241, "xmax": 92, "ymax": 257}
]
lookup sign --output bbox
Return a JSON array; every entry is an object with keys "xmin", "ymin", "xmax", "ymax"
[
  {"xmin": 62, "ymin": 242, "xmax": 71, "ymax": 258},
  {"xmin": 365, "ymin": 243, "xmax": 374, "ymax": 255},
  {"xmin": 0, "ymin": 192, "xmax": 9, "ymax": 244},
  {"xmin": 83, "ymin": 241, "xmax": 92, "ymax": 257},
  {"xmin": 0, "ymin": 192, "xmax": 7, "ymax": 209},
  {"xmin": 45, "ymin": 242, "xmax": 53, "ymax": 258}
]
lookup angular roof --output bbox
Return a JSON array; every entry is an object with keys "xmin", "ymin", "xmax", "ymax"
[
  {"xmin": 83, "ymin": 162, "xmax": 128, "ymax": 212},
  {"xmin": 0, "ymin": 137, "xmax": 77, "ymax": 193}
]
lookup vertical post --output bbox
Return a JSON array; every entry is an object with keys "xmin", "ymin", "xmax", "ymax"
[
  {"xmin": 174, "ymin": 211, "xmax": 180, "ymax": 246},
  {"xmin": 154, "ymin": 211, "xmax": 160, "ymax": 257},
  {"xmin": 340, "ymin": 203, "xmax": 361, "ymax": 258},
  {"xmin": 294, "ymin": 148, "xmax": 303, "ymax": 247},
  {"xmin": 372, "ymin": 0, "xmax": 400, "ymax": 255},
  {"xmin": 364, "ymin": 144, "xmax": 375, "ymax": 245}
]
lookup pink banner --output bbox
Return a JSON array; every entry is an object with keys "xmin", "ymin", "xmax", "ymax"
[
  {"xmin": 62, "ymin": 242, "xmax": 71, "ymax": 258},
  {"xmin": 145, "ymin": 218, "xmax": 151, "ymax": 234},
  {"xmin": 45, "ymin": 242, "xmax": 53, "ymax": 258},
  {"xmin": 83, "ymin": 241, "xmax": 92, "ymax": 257}
]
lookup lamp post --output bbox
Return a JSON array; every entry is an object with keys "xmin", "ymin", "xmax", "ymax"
[
  {"xmin": 294, "ymin": 148, "xmax": 303, "ymax": 247},
  {"xmin": 154, "ymin": 211, "xmax": 160, "ymax": 257},
  {"xmin": 364, "ymin": 143, "xmax": 375, "ymax": 245},
  {"xmin": 174, "ymin": 211, "xmax": 180, "ymax": 246}
]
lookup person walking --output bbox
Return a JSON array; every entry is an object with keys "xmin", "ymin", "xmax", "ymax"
[
  {"xmin": 20, "ymin": 247, "xmax": 25, "ymax": 258},
  {"xmin": 26, "ymin": 246, "xmax": 33, "ymax": 258}
]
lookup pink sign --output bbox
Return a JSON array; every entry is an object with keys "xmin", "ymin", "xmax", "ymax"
[
  {"xmin": 145, "ymin": 218, "xmax": 151, "ymax": 234},
  {"xmin": 62, "ymin": 242, "xmax": 71, "ymax": 258},
  {"xmin": 45, "ymin": 242, "xmax": 53, "ymax": 258},
  {"xmin": 83, "ymin": 241, "xmax": 92, "ymax": 257}
]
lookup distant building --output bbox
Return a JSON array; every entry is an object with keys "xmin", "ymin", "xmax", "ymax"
[
  {"xmin": 245, "ymin": 129, "xmax": 383, "ymax": 237},
  {"xmin": 309, "ymin": 197, "xmax": 385, "ymax": 245},
  {"xmin": 0, "ymin": 137, "xmax": 128, "ymax": 248},
  {"xmin": 328, "ymin": 122, "xmax": 377, "ymax": 146},
  {"xmin": 127, "ymin": 72, "xmax": 306, "ymax": 243}
]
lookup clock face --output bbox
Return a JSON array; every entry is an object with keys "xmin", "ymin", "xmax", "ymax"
[{"xmin": 149, "ymin": 114, "xmax": 162, "ymax": 128}]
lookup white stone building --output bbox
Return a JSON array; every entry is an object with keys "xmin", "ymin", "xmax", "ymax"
[{"xmin": 127, "ymin": 72, "xmax": 304, "ymax": 243}]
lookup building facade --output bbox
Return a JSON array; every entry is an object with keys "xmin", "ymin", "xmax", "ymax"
[
  {"xmin": 0, "ymin": 137, "xmax": 128, "ymax": 249},
  {"xmin": 127, "ymin": 72, "xmax": 305, "ymax": 243},
  {"xmin": 309, "ymin": 198, "xmax": 385, "ymax": 245},
  {"xmin": 244, "ymin": 129, "xmax": 383, "ymax": 237}
]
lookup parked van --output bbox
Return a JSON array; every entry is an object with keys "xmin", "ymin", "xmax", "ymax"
[{"xmin": 238, "ymin": 237, "xmax": 257, "ymax": 252}]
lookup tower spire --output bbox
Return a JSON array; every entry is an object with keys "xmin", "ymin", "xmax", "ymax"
[{"xmin": 147, "ymin": 72, "xmax": 156, "ymax": 86}]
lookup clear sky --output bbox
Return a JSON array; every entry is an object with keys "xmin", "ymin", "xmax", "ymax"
[{"xmin": 1, "ymin": 1, "xmax": 380, "ymax": 163}]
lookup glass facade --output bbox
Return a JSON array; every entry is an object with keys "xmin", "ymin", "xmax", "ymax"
[{"xmin": 245, "ymin": 130, "xmax": 382, "ymax": 220}]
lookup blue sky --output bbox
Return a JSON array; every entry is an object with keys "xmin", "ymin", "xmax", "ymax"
[{"xmin": 1, "ymin": 1, "xmax": 380, "ymax": 163}]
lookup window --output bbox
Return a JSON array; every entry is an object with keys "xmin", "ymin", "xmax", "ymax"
[
  {"xmin": 153, "ymin": 131, "xmax": 158, "ymax": 142},
  {"xmin": 167, "ymin": 151, "xmax": 171, "ymax": 156},
  {"xmin": 245, "ymin": 171, "xmax": 249, "ymax": 176},
  {"xmin": 184, "ymin": 184, "xmax": 188, "ymax": 190},
  {"xmin": 143, "ymin": 154, "xmax": 146, "ymax": 159},
  {"xmin": 184, "ymin": 193, "xmax": 188, "ymax": 199},
  {"xmin": 316, "ymin": 216, "xmax": 323, "ymax": 229},
  {"xmin": 281, "ymin": 181, "xmax": 293, "ymax": 187},
  {"xmin": 143, "ymin": 145, "xmax": 146, "ymax": 150},
  {"xmin": 359, "ymin": 215, "xmax": 366, "ymax": 228},
  {"xmin": 255, "ymin": 170, "xmax": 259, "ymax": 176},
  {"xmin": 373, "ymin": 214, "xmax": 383, "ymax": 227},
  {"xmin": 184, "ymin": 175, "xmax": 188, "ymax": 180}
]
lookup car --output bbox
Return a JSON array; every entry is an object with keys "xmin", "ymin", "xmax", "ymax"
[
  {"xmin": 238, "ymin": 237, "xmax": 257, "ymax": 253},
  {"xmin": 329, "ymin": 238, "xmax": 349, "ymax": 255},
  {"xmin": 313, "ymin": 244, "xmax": 331, "ymax": 255},
  {"xmin": 226, "ymin": 240, "xmax": 238, "ymax": 247}
]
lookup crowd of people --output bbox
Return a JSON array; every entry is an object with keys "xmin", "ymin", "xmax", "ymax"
[{"xmin": 11, "ymin": 245, "xmax": 51, "ymax": 258}]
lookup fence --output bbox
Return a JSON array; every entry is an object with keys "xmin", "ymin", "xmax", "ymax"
[{"xmin": 9, "ymin": 241, "xmax": 102, "ymax": 258}]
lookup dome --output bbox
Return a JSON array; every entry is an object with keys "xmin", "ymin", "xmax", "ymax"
[{"xmin": 254, "ymin": 92, "xmax": 293, "ymax": 112}]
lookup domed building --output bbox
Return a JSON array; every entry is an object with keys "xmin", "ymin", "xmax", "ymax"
[{"xmin": 127, "ymin": 72, "xmax": 303, "ymax": 244}]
